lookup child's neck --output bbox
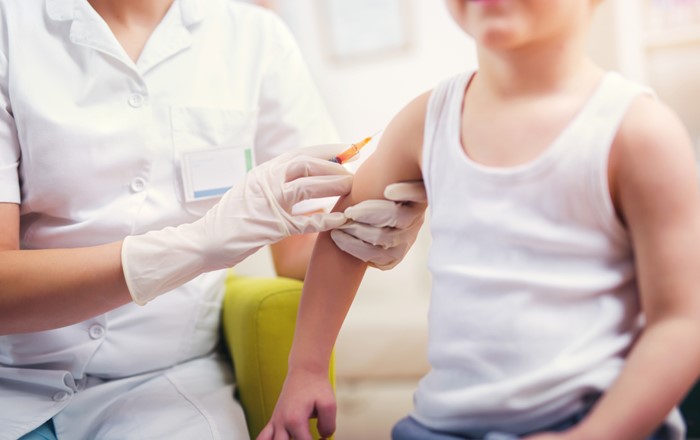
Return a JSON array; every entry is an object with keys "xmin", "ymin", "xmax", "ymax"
[
  {"xmin": 476, "ymin": 39, "xmax": 595, "ymax": 98},
  {"xmin": 461, "ymin": 46, "xmax": 604, "ymax": 169}
]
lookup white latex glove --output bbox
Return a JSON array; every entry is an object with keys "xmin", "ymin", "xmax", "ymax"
[
  {"xmin": 330, "ymin": 180, "xmax": 427, "ymax": 270},
  {"xmin": 122, "ymin": 144, "xmax": 352, "ymax": 305}
]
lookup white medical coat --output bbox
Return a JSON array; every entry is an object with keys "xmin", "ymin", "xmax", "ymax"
[{"xmin": 0, "ymin": 0, "xmax": 338, "ymax": 438}]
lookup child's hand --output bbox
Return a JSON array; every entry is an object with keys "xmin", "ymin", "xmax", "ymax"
[{"xmin": 257, "ymin": 367, "xmax": 336, "ymax": 440}]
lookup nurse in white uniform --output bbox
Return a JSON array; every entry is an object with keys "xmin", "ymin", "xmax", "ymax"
[{"xmin": 0, "ymin": 0, "xmax": 426, "ymax": 439}]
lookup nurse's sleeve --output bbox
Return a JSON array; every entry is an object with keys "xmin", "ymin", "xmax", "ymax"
[
  {"xmin": 254, "ymin": 14, "xmax": 340, "ymax": 215},
  {"xmin": 0, "ymin": 47, "xmax": 20, "ymax": 204},
  {"xmin": 253, "ymin": 13, "xmax": 339, "ymax": 165}
]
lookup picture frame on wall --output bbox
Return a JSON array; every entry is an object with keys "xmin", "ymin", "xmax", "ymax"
[
  {"xmin": 644, "ymin": 0, "xmax": 700, "ymax": 49},
  {"xmin": 316, "ymin": 0, "xmax": 413, "ymax": 63},
  {"xmin": 645, "ymin": 0, "xmax": 700, "ymax": 30}
]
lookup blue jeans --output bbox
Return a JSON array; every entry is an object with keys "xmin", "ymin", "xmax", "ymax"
[
  {"xmin": 19, "ymin": 420, "xmax": 57, "ymax": 440},
  {"xmin": 392, "ymin": 396, "xmax": 672, "ymax": 440}
]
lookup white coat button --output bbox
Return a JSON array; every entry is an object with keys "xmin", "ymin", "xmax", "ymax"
[
  {"xmin": 53, "ymin": 391, "xmax": 69, "ymax": 402},
  {"xmin": 130, "ymin": 177, "xmax": 146, "ymax": 193},
  {"xmin": 88, "ymin": 324, "xmax": 105, "ymax": 340},
  {"xmin": 128, "ymin": 93, "xmax": 145, "ymax": 108}
]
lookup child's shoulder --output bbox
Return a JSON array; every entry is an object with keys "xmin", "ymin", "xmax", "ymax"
[
  {"xmin": 609, "ymin": 81, "xmax": 696, "ymax": 220},
  {"xmin": 381, "ymin": 71, "xmax": 473, "ymax": 158},
  {"xmin": 393, "ymin": 89, "xmax": 433, "ymax": 135},
  {"xmin": 615, "ymin": 90, "xmax": 691, "ymax": 162},
  {"xmin": 374, "ymin": 89, "xmax": 432, "ymax": 167},
  {"xmin": 351, "ymin": 85, "xmax": 439, "ymax": 193},
  {"xmin": 358, "ymin": 72, "xmax": 473, "ymax": 189},
  {"xmin": 372, "ymin": 71, "xmax": 474, "ymax": 176}
]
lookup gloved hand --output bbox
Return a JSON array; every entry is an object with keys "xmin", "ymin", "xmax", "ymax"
[
  {"xmin": 122, "ymin": 144, "xmax": 353, "ymax": 305},
  {"xmin": 330, "ymin": 180, "xmax": 427, "ymax": 270}
]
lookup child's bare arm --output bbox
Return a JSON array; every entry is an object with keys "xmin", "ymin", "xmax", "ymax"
[
  {"xmin": 257, "ymin": 91, "xmax": 429, "ymax": 440},
  {"xmin": 529, "ymin": 97, "xmax": 700, "ymax": 439}
]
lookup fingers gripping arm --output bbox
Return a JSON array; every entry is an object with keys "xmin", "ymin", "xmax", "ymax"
[{"xmin": 331, "ymin": 180, "xmax": 427, "ymax": 270}]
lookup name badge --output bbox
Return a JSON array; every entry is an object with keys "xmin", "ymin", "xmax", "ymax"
[{"xmin": 181, "ymin": 146, "xmax": 254, "ymax": 202}]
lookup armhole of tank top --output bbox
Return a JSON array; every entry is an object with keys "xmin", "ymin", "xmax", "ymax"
[
  {"xmin": 593, "ymin": 79, "xmax": 657, "ymax": 243},
  {"xmin": 422, "ymin": 72, "xmax": 473, "ymax": 199}
]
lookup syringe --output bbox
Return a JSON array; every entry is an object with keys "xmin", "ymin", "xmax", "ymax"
[{"xmin": 330, "ymin": 130, "xmax": 382, "ymax": 164}]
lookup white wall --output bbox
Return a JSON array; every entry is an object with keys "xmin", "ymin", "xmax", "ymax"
[
  {"xmin": 277, "ymin": 0, "xmax": 477, "ymax": 140},
  {"xmin": 587, "ymin": 0, "xmax": 700, "ymax": 153}
]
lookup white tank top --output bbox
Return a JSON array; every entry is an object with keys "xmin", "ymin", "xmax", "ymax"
[{"xmin": 416, "ymin": 71, "xmax": 682, "ymax": 437}]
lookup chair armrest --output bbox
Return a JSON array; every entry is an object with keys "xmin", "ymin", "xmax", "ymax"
[{"xmin": 221, "ymin": 274, "xmax": 335, "ymax": 440}]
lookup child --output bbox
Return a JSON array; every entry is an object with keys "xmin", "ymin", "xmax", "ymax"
[{"xmin": 259, "ymin": 1, "xmax": 700, "ymax": 439}]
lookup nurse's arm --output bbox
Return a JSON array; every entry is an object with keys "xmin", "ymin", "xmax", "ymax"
[
  {"xmin": 270, "ymin": 230, "xmax": 318, "ymax": 281},
  {"xmin": 0, "ymin": 202, "xmax": 131, "ymax": 335}
]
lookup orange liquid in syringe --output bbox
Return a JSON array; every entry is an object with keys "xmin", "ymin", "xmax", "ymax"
[{"xmin": 331, "ymin": 136, "xmax": 373, "ymax": 164}]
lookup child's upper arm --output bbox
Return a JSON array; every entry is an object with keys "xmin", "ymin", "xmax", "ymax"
[
  {"xmin": 0, "ymin": 203, "xmax": 19, "ymax": 251},
  {"xmin": 284, "ymin": 90, "xmax": 433, "ymax": 374},
  {"xmin": 611, "ymin": 96, "xmax": 700, "ymax": 322},
  {"xmin": 337, "ymin": 90, "xmax": 431, "ymax": 210}
]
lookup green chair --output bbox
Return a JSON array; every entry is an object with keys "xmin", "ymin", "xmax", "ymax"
[{"xmin": 222, "ymin": 274, "xmax": 335, "ymax": 440}]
